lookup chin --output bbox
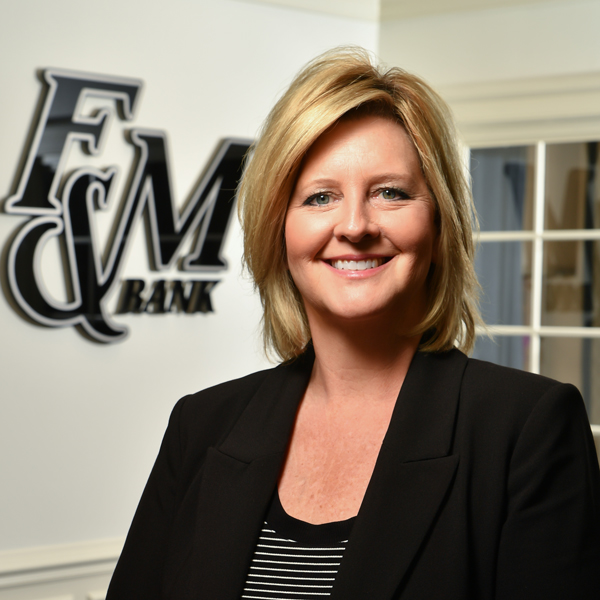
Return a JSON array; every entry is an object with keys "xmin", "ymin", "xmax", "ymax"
[
  {"xmin": 314, "ymin": 302, "xmax": 403, "ymax": 325},
  {"xmin": 308, "ymin": 291, "xmax": 427, "ymax": 328}
]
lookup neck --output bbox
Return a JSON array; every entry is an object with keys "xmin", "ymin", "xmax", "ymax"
[{"xmin": 306, "ymin": 311, "xmax": 422, "ymax": 407}]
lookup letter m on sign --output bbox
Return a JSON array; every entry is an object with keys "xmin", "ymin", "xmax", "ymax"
[{"xmin": 126, "ymin": 131, "xmax": 251, "ymax": 273}]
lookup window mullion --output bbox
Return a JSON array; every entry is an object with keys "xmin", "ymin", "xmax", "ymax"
[{"xmin": 529, "ymin": 141, "xmax": 546, "ymax": 374}]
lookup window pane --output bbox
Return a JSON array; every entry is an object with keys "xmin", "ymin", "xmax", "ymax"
[
  {"xmin": 540, "ymin": 337, "xmax": 600, "ymax": 424},
  {"xmin": 475, "ymin": 241, "xmax": 532, "ymax": 325},
  {"xmin": 545, "ymin": 141, "xmax": 600, "ymax": 230},
  {"xmin": 470, "ymin": 146, "xmax": 535, "ymax": 231},
  {"xmin": 472, "ymin": 335, "xmax": 530, "ymax": 371},
  {"xmin": 542, "ymin": 240, "xmax": 600, "ymax": 327}
]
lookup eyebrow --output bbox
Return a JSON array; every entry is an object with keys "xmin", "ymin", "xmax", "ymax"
[{"xmin": 297, "ymin": 173, "xmax": 413, "ymax": 188}]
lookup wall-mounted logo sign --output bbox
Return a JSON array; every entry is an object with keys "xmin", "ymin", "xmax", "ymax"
[{"xmin": 2, "ymin": 69, "xmax": 250, "ymax": 343}]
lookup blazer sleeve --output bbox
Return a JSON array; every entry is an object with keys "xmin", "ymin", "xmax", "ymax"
[
  {"xmin": 106, "ymin": 395, "xmax": 187, "ymax": 600},
  {"xmin": 495, "ymin": 383, "xmax": 600, "ymax": 599}
]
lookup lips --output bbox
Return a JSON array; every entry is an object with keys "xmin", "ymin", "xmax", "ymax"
[{"xmin": 329, "ymin": 257, "xmax": 391, "ymax": 271}]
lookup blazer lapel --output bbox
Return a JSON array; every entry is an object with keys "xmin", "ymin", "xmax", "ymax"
[
  {"xmin": 179, "ymin": 351, "xmax": 314, "ymax": 600},
  {"xmin": 331, "ymin": 349, "xmax": 468, "ymax": 600}
]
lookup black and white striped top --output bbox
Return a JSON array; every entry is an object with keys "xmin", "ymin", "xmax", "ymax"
[{"xmin": 242, "ymin": 491, "xmax": 355, "ymax": 599}]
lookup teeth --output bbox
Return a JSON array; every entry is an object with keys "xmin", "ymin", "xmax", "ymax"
[{"xmin": 331, "ymin": 258, "xmax": 384, "ymax": 271}]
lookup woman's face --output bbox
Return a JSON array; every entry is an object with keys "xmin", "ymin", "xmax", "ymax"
[{"xmin": 285, "ymin": 115, "xmax": 438, "ymax": 331}]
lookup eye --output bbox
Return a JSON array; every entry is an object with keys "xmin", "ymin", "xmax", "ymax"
[
  {"xmin": 378, "ymin": 188, "xmax": 408, "ymax": 201},
  {"xmin": 305, "ymin": 193, "xmax": 331, "ymax": 206}
]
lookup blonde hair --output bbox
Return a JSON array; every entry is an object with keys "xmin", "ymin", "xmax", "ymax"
[{"xmin": 238, "ymin": 47, "xmax": 480, "ymax": 361}]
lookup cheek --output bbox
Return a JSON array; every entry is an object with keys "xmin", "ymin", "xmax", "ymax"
[
  {"xmin": 285, "ymin": 211, "xmax": 330, "ymax": 262},
  {"xmin": 284, "ymin": 211, "xmax": 313, "ymax": 275},
  {"xmin": 385, "ymin": 209, "xmax": 436, "ymax": 251},
  {"xmin": 284, "ymin": 214, "xmax": 301, "ymax": 267}
]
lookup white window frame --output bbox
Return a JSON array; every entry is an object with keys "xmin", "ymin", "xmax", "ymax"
[{"xmin": 440, "ymin": 72, "xmax": 600, "ymax": 431}]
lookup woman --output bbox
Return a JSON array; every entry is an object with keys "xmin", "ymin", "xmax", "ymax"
[{"xmin": 106, "ymin": 48, "xmax": 600, "ymax": 599}]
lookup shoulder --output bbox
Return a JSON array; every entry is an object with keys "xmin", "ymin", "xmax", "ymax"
[
  {"xmin": 172, "ymin": 366, "xmax": 279, "ymax": 448},
  {"xmin": 168, "ymin": 350, "xmax": 314, "ymax": 454},
  {"xmin": 448, "ymin": 353, "xmax": 598, "ymax": 510},
  {"xmin": 455, "ymin": 353, "xmax": 587, "ymax": 449},
  {"xmin": 461, "ymin": 355, "xmax": 582, "ymax": 409},
  {"xmin": 181, "ymin": 366, "xmax": 277, "ymax": 414},
  {"xmin": 462, "ymin": 355, "xmax": 568, "ymax": 401},
  {"xmin": 424, "ymin": 347, "xmax": 579, "ymax": 416}
]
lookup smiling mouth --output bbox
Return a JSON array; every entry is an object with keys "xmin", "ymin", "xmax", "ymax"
[{"xmin": 329, "ymin": 257, "xmax": 391, "ymax": 271}]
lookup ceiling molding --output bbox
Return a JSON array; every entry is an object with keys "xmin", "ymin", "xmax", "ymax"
[
  {"xmin": 238, "ymin": 0, "xmax": 578, "ymax": 22},
  {"xmin": 236, "ymin": 0, "xmax": 379, "ymax": 21},
  {"xmin": 381, "ymin": 0, "xmax": 580, "ymax": 20},
  {"xmin": 438, "ymin": 71, "xmax": 600, "ymax": 146}
]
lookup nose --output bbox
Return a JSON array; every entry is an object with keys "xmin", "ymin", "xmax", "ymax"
[{"xmin": 333, "ymin": 196, "xmax": 379, "ymax": 243}]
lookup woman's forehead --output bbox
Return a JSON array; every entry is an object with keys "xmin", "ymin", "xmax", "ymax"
[{"xmin": 295, "ymin": 116, "xmax": 420, "ymax": 186}]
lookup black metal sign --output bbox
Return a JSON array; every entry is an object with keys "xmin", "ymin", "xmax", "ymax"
[{"xmin": 2, "ymin": 69, "xmax": 250, "ymax": 343}]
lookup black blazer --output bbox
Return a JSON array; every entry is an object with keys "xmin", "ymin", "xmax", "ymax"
[{"xmin": 107, "ymin": 349, "xmax": 600, "ymax": 599}]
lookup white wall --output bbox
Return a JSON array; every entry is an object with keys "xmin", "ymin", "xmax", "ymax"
[
  {"xmin": 379, "ymin": 0, "xmax": 600, "ymax": 86},
  {"xmin": 0, "ymin": 0, "xmax": 377, "ymax": 561}
]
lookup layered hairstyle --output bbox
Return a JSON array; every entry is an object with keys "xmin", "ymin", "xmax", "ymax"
[{"xmin": 238, "ymin": 47, "xmax": 480, "ymax": 361}]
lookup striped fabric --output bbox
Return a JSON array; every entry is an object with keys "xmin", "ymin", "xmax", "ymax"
[{"xmin": 242, "ymin": 491, "xmax": 355, "ymax": 600}]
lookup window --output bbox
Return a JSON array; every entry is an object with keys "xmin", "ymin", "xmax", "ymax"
[
  {"xmin": 439, "ymin": 71, "xmax": 600, "ymax": 433},
  {"xmin": 470, "ymin": 141, "xmax": 600, "ymax": 425}
]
